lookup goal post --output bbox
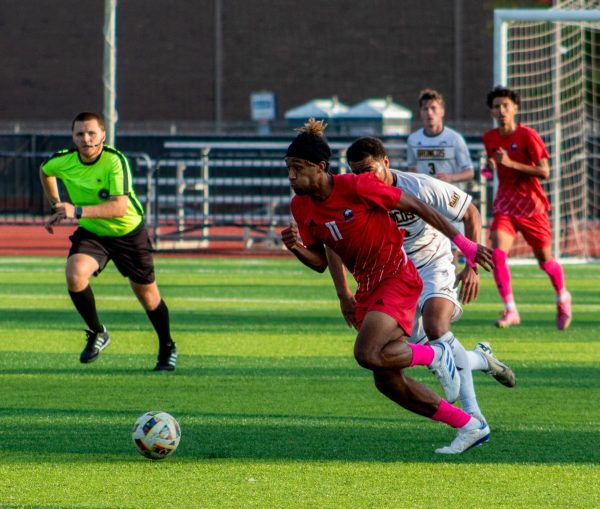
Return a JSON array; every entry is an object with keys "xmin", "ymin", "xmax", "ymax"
[{"xmin": 493, "ymin": 4, "xmax": 600, "ymax": 260}]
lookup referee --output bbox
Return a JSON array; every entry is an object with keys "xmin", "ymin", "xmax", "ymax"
[{"xmin": 40, "ymin": 112, "xmax": 177, "ymax": 371}]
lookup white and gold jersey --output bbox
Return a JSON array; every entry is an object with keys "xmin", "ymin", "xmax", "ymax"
[
  {"xmin": 389, "ymin": 170, "xmax": 471, "ymax": 270},
  {"xmin": 388, "ymin": 170, "xmax": 472, "ymax": 342},
  {"xmin": 406, "ymin": 127, "xmax": 473, "ymax": 186}
]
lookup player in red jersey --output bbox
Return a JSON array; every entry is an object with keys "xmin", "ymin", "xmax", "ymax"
[
  {"xmin": 483, "ymin": 86, "xmax": 572, "ymax": 330},
  {"xmin": 282, "ymin": 119, "xmax": 494, "ymax": 454}
]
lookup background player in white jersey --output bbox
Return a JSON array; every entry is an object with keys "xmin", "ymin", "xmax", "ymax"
[
  {"xmin": 407, "ymin": 89, "xmax": 474, "ymax": 187},
  {"xmin": 327, "ymin": 137, "xmax": 515, "ymax": 452},
  {"xmin": 407, "ymin": 89, "xmax": 475, "ymax": 263}
]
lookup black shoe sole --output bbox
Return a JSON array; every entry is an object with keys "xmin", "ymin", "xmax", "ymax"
[
  {"xmin": 80, "ymin": 353, "xmax": 99, "ymax": 364},
  {"xmin": 80, "ymin": 338, "xmax": 111, "ymax": 364},
  {"xmin": 153, "ymin": 364, "xmax": 176, "ymax": 372}
]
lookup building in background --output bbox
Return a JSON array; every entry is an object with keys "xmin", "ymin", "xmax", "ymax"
[{"xmin": 0, "ymin": 0, "xmax": 552, "ymax": 135}]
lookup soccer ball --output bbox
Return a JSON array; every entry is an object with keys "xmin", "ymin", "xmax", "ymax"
[{"xmin": 131, "ymin": 410, "xmax": 181, "ymax": 460}]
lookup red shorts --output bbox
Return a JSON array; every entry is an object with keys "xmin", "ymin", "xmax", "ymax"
[
  {"xmin": 491, "ymin": 213, "xmax": 552, "ymax": 249},
  {"xmin": 354, "ymin": 261, "xmax": 422, "ymax": 336}
]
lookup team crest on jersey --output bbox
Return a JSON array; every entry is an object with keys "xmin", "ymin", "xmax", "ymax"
[
  {"xmin": 511, "ymin": 143, "xmax": 518, "ymax": 151},
  {"xmin": 342, "ymin": 208, "xmax": 354, "ymax": 221},
  {"xmin": 98, "ymin": 188, "xmax": 110, "ymax": 200}
]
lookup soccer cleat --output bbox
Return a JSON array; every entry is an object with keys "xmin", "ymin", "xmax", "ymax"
[
  {"xmin": 429, "ymin": 342, "xmax": 461, "ymax": 403},
  {"xmin": 556, "ymin": 291, "xmax": 572, "ymax": 331},
  {"xmin": 495, "ymin": 308, "xmax": 520, "ymax": 328},
  {"xmin": 80, "ymin": 326, "xmax": 111, "ymax": 364},
  {"xmin": 154, "ymin": 342, "xmax": 177, "ymax": 372},
  {"xmin": 469, "ymin": 411, "xmax": 488, "ymax": 428},
  {"xmin": 474, "ymin": 341, "xmax": 516, "ymax": 388},
  {"xmin": 435, "ymin": 420, "xmax": 490, "ymax": 454}
]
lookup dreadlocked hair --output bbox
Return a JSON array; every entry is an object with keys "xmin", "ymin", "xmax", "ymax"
[
  {"xmin": 295, "ymin": 117, "xmax": 328, "ymax": 137},
  {"xmin": 286, "ymin": 117, "xmax": 332, "ymax": 164}
]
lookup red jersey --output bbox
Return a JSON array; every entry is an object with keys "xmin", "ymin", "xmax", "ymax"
[
  {"xmin": 483, "ymin": 124, "xmax": 550, "ymax": 218},
  {"xmin": 291, "ymin": 172, "xmax": 410, "ymax": 295}
]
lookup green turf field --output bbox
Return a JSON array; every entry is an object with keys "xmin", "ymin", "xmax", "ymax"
[{"xmin": 0, "ymin": 256, "xmax": 598, "ymax": 509}]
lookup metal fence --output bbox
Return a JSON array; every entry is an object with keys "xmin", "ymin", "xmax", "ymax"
[{"xmin": 0, "ymin": 134, "xmax": 489, "ymax": 251}]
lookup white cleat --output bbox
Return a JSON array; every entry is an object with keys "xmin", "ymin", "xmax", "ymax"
[
  {"xmin": 474, "ymin": 341, "xmax": 516, "ymax": 388},
  {"xmin": 469, "ymin": 411, "xmax": 488, "ymax": 428},
  {"xmin": 429, "ymin": 342, "xmax": 461, "ymax": 403},
  {"xmin": 435, "ymin": 421, "xmax": 490, "ymax": 454}
]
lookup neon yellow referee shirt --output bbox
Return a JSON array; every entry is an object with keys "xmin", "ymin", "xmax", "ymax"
[{"xmin": 42, "ymin": 146, "xmax": 144, "ymax": 237}]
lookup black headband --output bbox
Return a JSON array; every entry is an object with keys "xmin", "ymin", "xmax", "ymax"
[{"xmin": 286, "ymin": 132, "xmax": 332, "ymax": 165}]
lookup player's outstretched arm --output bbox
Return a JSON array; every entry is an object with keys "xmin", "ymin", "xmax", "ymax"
[
  {"xmin": 281, "ymin": 223, "xmax": 328, "ymax": 273},
  {"xmin": 455, "ymin": 203, "xmax": 482, "ymax": 303},
  {"xmin": 53, "ymin": 195, "xmax": 129, "ymax": 220},
  {"xmin": 39, "ymin": 166, "xmax": 60, "ymax": 208},
  {"xmin": 455, "ymin": 265, "xmax": 479, "ymax": 304},
  {"xmin": 325, "ymin": 246, "xmax": 357, "ymax": 328},
  {"xmin": 436, "ymin": 166, "xmax": 474, "ymax": 184},
  {"xmin": 397, "ymin": 192, "xmax": 494, "ymax": 272},
  {"xmin": 39, "ymin": 167, "xmax": 62, "ymax": 234}
]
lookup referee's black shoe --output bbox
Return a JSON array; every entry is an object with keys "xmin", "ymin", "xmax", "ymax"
[
  {"xmin": 154, "ymin": 342, "xmax": 177, "ymax": 372},
  {"xmin": 80, "ymin": 326, "xmax": 111, "ymax": 363}
]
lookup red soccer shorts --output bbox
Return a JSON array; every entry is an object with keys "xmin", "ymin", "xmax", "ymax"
[
  {"xmin": 491, "ymin": 212, "xmax": 552, "ymax": 249},
  {"xmin": 354, "ymin": 261, "xmax": 423, "ymax": 336}
]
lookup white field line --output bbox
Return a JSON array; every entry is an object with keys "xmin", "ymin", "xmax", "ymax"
[{"xmin": 0, "ymin": 293, "xmax": 336, "ymax": 306}]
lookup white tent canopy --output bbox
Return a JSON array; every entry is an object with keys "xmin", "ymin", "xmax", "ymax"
[
  {"xmin": 284, "ymin": 97, "xmax": 349, "ymax": 120},
  {"xmin": 335, "ymin": 97, "xmax": 412, "ymax": 135},
  {"xmin": 335, "ymin": 96, "xmax": 412, "ymax": 120}
]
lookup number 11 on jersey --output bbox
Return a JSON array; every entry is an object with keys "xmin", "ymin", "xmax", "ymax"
[{"xmin": 325, "ymin": 221, "xmax": 343, "ymax": 241}]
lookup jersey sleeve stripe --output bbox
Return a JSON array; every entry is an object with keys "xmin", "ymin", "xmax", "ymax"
[
  {"xmin": 104, "ymin": 146, "xmax": 145, "ymax": 218},
  {"xmin": 42, "ymin": 148, "xmax": 77, "ymax": 166},
  {"xmin": 452, "ymin": 194, "xmax": 472, "ymax": 222},
  {"xmin": 104, "ymin": 146, "xmax": 131, "ymax": 194}
]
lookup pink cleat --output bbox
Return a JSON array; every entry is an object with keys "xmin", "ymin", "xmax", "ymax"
[
  {"xmin": 496, "ymin": 308, "xmax": 520, "ymax": 328},
  {"xmin": 557, "ymin": 291, "xmax": 572, "ymax": 330}
]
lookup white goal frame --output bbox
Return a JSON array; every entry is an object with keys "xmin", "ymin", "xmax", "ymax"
[{"xmin": 493, "ymin": 8, "xmax": 600, "ymax": 261}]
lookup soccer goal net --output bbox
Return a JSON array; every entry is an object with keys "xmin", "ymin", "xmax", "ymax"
[{"xmin": 493, "ymin": 1, "xmax": 600, "ymax": 260}]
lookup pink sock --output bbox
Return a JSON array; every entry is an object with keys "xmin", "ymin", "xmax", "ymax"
[
  {"xmin": 431, "ymin": 399, "xmax": 471, "ymax": 428},
  {"xmin": 492, "ymin": 249, "xmax": 514, "ymax": 304},
  {"xmin": 408, "ymin": 343, "xmax": 435, "ymax": 367},
  {"xmin": 541, "ymin": 258, "xmax": 565, "ymax": 295}
]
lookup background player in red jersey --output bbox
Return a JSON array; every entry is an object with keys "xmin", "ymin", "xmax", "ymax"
[
  {"xmin": 282, "ymin": 119, "xmax": 494, "ymax": 454},
  {"xmin": 483, "ymin": 86, "xmax": 572, "ymax": 330}
]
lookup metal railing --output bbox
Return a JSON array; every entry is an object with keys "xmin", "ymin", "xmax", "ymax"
[{"xmin": 0, "ymin": 139, "xmax": 489, "ymax": 251}]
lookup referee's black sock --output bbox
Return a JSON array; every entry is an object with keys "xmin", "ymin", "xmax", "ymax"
[
  {"xmin": 69, "ymin": 286, "xmax": 103, "ymax": 332},
  {"xmin": 146, "ymin": 299, "xmax": 174, "ymax": 347}
]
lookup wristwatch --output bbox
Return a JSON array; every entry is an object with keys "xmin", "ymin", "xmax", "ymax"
[{"xmin": 75, "ymin": 206, "xmax": 83, "ymax": 219}]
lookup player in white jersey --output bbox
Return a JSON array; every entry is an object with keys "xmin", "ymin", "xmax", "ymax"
[
  {"xmin": 327, "ymin": 137, "xmax": 516, "ymax": 453},
  {"xmin": 389, "ymin": 170, "xmax": 471, "ymax": 341},
  {"xmin": 407, "ymin": 89, "xmax": 474, "ymax": 262},
  {"xmin": 407, "ymin": 89, "xmax": 474, "ymax": 188}
]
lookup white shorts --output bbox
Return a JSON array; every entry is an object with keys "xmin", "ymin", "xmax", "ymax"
[{"xmin": 408, "ymin": 252, "xmax": 462, "ymax": 344}]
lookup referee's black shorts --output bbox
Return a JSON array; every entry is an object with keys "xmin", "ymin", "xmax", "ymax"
[{"xmin": 68, "ymin": 222, "xmax": 156, "ymax": 284}]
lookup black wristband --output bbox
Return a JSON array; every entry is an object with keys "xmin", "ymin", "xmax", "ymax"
[{"xmin": 75, "ymin": 206, "xmax": 83, "ymax": 219}]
